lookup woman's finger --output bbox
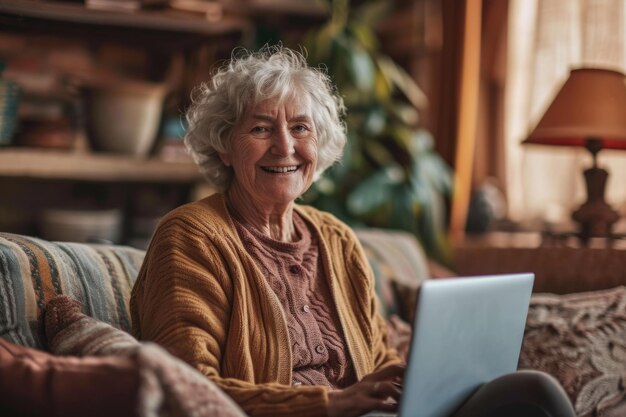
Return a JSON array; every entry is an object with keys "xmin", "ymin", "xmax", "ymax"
[
  {"xmin": 367, "ymin": 397, "xmax": 400, "ymax": 413},
  {"xmin": 371, "ymin": 380, "xmax": 402, "ymax": 400},
  {"xmin": 364, "ymin": 363, "xmax": 406, "ymax": 382},
  {"xmin": 328, "ymin": 364, "xmax": 406, "ymax": 417}
]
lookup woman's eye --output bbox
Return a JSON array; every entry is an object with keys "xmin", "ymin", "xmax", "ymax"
[
  {"xmin": 292, "ymin": 125, "xmax": 309, "ymax": 134},
  {"xmin": 251, "ymin": 126, "xmax": 270, "ymax": 135}
]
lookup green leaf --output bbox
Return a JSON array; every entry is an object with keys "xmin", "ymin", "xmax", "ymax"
[
  {"xmin": 347, "ymin": 166, "xmax": 403, "ymax": 215},
  {"xmin": 347, "ymin": 47, "xmax": 375, "ymax": 92},
  {"xmin": 353, "ymin": 0, "xmax": 393, "ymax": 27},
  {"xmin": 410, "ymin": 166, "xmax": 434, "ymax": 209},
  {"xmin": 376, "ymin": 55, "xmax": 428, "ymax": 111},
  {"xmin": 306, "ymin": 23, "xmax": 337, "ymax": 64},
  {"xmin": 389, "ymin": 184, "xmax": 416, "ymax": 231},
  {"xmin": 408, "ymin": 129, "xmax": 453, "ymax": 194},
  {"xmin": 363, "ymin": 140, "xmax": 394, "ymax": 167},
  {"xmin": 410, "ymin": 128, "xmax": 434, "ymax": 153},
  {"xmin": 347, "ymin": 22, "xmax": 379, "ymax": 52},
  {"xmin": 343, "ymin": 129, "xmax": 363, "ymax": 170},
  {"xmin": 362, "ymin": 105, "xmax": 386, "ymax": 136},
  {"xmin": 386, "ymin": 124, "xmax": 414, "ymax": 150},
  {"xmin": 387, "ymin": 101, "xmax": 419, "ymax": 126},
  {"xmin": 422, "ymin": 155, "xmax": 453, "ymax": 193},
  {"xmin": 373, "ymin": 66, "xmax": 392, "ymax": 102}
]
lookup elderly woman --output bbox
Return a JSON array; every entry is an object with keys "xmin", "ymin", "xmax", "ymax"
[{"xmin": 130, "ymin": 47, "xmax": 574, "ymax": 417}]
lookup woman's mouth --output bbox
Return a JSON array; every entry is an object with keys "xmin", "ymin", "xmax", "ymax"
[{"xmin": 262, "ymin": 165, "xmax": 299, "ymax": 173}]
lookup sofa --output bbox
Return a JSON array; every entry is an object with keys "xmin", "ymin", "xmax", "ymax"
[{"xmin": 1, "ymin": 230, "xmax": 625, "ymax": 417}]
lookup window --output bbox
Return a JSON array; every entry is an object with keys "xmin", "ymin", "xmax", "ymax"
[{"xmin": 504, "ymin": 0, "xmax": 626, "ymax": 229}]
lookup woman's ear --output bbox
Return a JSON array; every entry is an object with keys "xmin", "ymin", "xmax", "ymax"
[{"xmin": 218, "ymin": 152, "xmax": 232, "ymax": 167}]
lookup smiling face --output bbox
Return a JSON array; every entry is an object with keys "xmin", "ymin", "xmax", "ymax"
[{"xmin": 220, "ymin": 93, "xmax": 319, "ymax": 211}]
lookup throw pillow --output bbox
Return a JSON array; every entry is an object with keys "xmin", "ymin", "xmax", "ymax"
[
  {"xmin": 135, "ymin": 343, "xmax": 247, "ymax": 417},
  {"xmin": 0, "ymin": 338, "xmax": 139, "ymax": 417},
  {"xmin": 42, "ymin": 295, "xmax": 247, "ymax": 417},
  {"xmin": 43, "ymin": 295, "xmax": 139, "ymax": 356},
  {"xmin": 519, "ymin": 286, "xmax": 626, "ymax": 417}
]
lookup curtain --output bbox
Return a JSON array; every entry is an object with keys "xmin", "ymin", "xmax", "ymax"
[{"xmin": 505, "ymin": 0, "xmax": 626, "ymax": 228}]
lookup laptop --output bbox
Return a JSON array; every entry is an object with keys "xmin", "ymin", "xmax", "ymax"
[{"xmin": 364, "ymin": 273, "xmax": 534, "ymax": 417}]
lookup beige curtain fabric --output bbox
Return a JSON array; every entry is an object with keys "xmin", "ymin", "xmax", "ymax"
[{"xmin": 505, "ymin": 0, "xmax": 626, "ymax": 227}]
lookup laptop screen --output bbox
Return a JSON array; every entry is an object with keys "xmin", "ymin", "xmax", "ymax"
[{"xmin": 398, "ymin": 273, "xmax": 534, "ymax": 417}]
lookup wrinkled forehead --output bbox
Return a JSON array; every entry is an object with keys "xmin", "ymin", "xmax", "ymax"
[{"xmin": 243, "ymin": 88, "xmax": 314, "ymax": 119}]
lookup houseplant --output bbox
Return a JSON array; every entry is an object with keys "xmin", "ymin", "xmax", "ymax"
[{"xmin": 301, "ymin": 0, "xmax": 453, "ymax": 263}]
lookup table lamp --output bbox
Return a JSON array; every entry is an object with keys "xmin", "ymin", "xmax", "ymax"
[{"xmin": 523, "ymin": 68, "xmax": 626, "ymax": 243}]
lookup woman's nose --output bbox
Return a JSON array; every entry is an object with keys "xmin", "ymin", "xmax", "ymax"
[{"xmin": 270, "ymin": 127, "xmax": 295, "ymax": 156}]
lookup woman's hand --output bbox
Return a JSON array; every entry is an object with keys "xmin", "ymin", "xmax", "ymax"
[{"xmin": 327, "ymin": 363, "xmax": 405, "ymax": 417}]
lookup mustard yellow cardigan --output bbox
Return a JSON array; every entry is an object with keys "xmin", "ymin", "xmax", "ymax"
[{"xmin": 130, "ymin": 193, "xmax": 400, "ymax": 417}]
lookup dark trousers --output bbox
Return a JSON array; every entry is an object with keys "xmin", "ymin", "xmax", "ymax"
[{"xmin": 451, "ymin": 370, "xmax": 576, "ymax": 417}]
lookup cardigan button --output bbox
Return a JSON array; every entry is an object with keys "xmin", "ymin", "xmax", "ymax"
[
  {"xmin": 289, "ymin": 265, "xmax": 300, "ymax": 274},
  {"xmin": 315, "ymin": 344, "xmax": 325, "ymax": 354},
  {"xmin": 302, "ymin": 304, "xmax": 310, "ymax": 313}
]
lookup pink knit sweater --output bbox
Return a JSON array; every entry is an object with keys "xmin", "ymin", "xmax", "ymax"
[{"xmin": 232, "ymin": 212, "xmax": 357, "ymax": 388}]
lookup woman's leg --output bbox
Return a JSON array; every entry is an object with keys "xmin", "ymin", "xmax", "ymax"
[{"xmin": 451, "ymin": 370, "xmax": 576, "ymax": 417}]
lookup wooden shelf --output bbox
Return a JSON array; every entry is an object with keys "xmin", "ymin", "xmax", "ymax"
[
  {"xmin": 0, "ymin": 148, "xmax": 203, "ymax": 183},
  {"xmin": 0, "ymin": 0, "xmax": 250, "ymax": 36},
  {"xmin": 248, "ymin": 0, "xmax": 327, "ymax": 17}
]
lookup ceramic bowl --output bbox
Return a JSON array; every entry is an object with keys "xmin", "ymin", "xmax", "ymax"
[
  {"xmin": 84, "ymin": 80, "xmax": 166, "ymax": 157},
  {"xmin": 40, "ymin": 208, "xmax": 123, "ymax": 244}
]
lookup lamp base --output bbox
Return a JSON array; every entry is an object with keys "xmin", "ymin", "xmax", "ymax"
[{"xmin": 572, "ymin": 165, "xmax": 619, "ymax": 243}]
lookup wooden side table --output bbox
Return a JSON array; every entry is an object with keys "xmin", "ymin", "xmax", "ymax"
[{"xmin": 454, "ymin": 233, "xmax": 626, "ymax": 294}]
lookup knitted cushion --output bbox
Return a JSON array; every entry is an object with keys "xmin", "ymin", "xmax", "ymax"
[
  {"xmin": 44, "ymin": 295, "xmax": 139, "ymax": 356},
  {"xmin": 41, "ymin": 296, "xmax": 247, "ymax": 417},
  {"xmin": 0, "ymin": 232, "xmax": 144, "ymax": 348},
  {"xmin": 520, "ymin": 286, "xmax": 626, "ymax": 417}
]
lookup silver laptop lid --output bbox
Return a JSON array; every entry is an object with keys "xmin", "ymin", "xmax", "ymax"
[{"xmin": 398, "ymin": 273, "xmax": 534, "ymax": 417}]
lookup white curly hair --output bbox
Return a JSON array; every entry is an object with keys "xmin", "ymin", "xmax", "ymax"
[{"xmin": 184, "ymin": 45, "xmax": 347, "ymax": 192}]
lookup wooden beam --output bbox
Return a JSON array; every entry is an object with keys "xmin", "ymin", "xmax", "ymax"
[{"xmin": 449, "ymin": 0, "xmax": 482, "ymax": 243}]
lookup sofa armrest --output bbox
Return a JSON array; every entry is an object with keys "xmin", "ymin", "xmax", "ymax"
[
  {"xmin": 0, "ymin": 232, "xmax": 144, "ymax": 349},
  {"xmin": 355, "ymin": 228, "xmax": 431, "ymax": 322}
]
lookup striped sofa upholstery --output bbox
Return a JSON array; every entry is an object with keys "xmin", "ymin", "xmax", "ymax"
[
  {"xmin": 0, "ymin": 232, "xmax": 144, "ymax": 349},
  {"xmin": 0, "ymin": 229, "xmax": 428, "ymax": 350}
]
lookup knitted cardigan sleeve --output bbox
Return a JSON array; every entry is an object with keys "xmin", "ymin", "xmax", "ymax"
[{"xmin": 130, "ymin": 209, "xmax": 329, "ymax": 417}]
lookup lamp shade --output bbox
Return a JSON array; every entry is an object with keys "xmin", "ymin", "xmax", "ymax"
[{"xmin": 524, "ymin": 68, "xmax": 626, "ymax": 150}]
